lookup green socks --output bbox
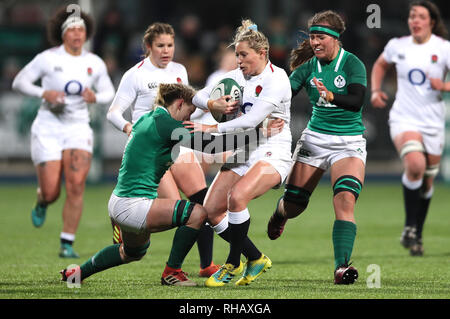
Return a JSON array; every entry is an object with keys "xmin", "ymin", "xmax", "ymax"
[
  {"xmin": 80, "ymin": 244, "xmax": 124, "ymax": 280},
  {"xmin": 78, "ymin": 226, "xmax": 199, "ymax": 280},
  {"xmin": 332, "ymin": 220, "xmax": 357, "ymax": 270},
  {"xmin": 167, "ymin": 226, "xmax": 200, "ymax": 269}
]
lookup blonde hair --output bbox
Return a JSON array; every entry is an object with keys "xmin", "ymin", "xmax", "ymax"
[
  {"xmin": 142, "ymin": 22, "xmax": 175, "ymax": 57},
  {"xmin": 231, "ymin": 19, "xmax": 269, "ymax": 59},
  {"xmin": 156, "ymin": 83, "xmax": 196, "ymax": 107},
  {"xmin": 289, "ymin": 10, "xmax": 345, "ymax": 70}
]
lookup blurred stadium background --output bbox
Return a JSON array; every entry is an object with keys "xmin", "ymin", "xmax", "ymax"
[{"xmin": 1, "ymin": 0, "xmax": 450, "ymax": 184}]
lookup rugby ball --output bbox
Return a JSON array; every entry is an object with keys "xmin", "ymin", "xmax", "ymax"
[{"xmin": 209, "ymin": 78, "xmax": 242, "ymax": 123}]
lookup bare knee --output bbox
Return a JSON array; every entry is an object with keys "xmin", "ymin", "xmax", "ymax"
[
  {"xmin": 403, "ymin": 153, "xmax": 426, "ymax": 180},
  {"xmin": 186, "ymin": 205, "xmax": 207, "ymax": 229},
  {"xmin": 227, "ymin": 188, "xmax": 249, "ymax": 211},
  {"xmin": 333, "ymin": 192, "xmax": 356, "ymax": 221},
  {"xmin": 65, "ymin": 177, "xmax": 87, "ymax": 199},
  {"xmin": 39, "ymin": 187, "xmax": 60, "ymax": 204}
]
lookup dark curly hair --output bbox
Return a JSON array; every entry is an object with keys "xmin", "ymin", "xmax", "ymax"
[{"xmin": 46, "ymin": 6, "xmax": 95, "ymax": 46}]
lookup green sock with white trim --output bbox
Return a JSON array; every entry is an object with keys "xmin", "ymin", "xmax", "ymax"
[{"xmin": 332, "ymin": 220, "xmax": 357, "ymax": 270}]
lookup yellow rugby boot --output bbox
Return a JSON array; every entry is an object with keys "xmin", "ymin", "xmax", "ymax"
[
  {"xmin": 205, "ymin": 261, "xmax": 244, "ymax": 287},
  {"xmin": 235, "ymin": 254, "xmax": 272, "ymax": 286}
]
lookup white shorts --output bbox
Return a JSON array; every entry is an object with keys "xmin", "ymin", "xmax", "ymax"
[
  {"xmin": 389, "ymin": 120, "xmax": 445, "ymax": 156},
  {"xmin": 294, "ymin": 128, "xmax": 367, "ymax": 170},
  {"xmin": 108, "ymin": 193, "xmax": 153, "ymax": 234},
  {"xmin": 30, "ymin": 117, "xmax": 93, "ymax": 165},
  {"xmin": 223, "ymin": 130, "xmax": 293, "ymax": 185}
]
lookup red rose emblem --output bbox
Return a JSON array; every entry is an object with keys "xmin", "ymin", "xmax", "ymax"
[
  {"xmin": 176, "ymin": 77, "xmax": 182, "ymax": 83},
  {"xmin": 87, "ymin": 67, "xmax": 93, "ymax": 75},
  {"xmin": 431, "ymin": 54, "xmax": 438, "ymax": 63},
  {"xmin": 255, "ymin": 85, "xmax": 262, "ymax": 97}
]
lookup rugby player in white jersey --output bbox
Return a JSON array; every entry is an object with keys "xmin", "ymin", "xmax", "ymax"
[
  {"xmin": 190, "ymin": 45, "xmax": 238, "ymax": 174},
  {"xmin": 187, "ymin": 19, "xmax": 293, "ymax": 287},
  {"xmin": 107, "ymin": 22, "xmax": 230, "ymax": 278},
  {"xmin": 12, "ymin": 7, "xmax": 115, "ymax": 258},
  {"xmin": 371, "ymin": 1, "xmax": 450, "ymax": 256}
]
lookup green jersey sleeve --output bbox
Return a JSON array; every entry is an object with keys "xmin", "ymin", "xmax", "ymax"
[
  {"xmin": 289, "ymin": 61, "xmax": 313, "ymax": 96},
  {"xmin": 342, "ymin": 53, "xmax": 367, "ymax": 87}
]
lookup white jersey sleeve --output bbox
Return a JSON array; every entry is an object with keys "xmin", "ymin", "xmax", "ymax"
[
  {"xmin": 217, "ymin": 99, "xmax": 274, "ymax": 132},
  {"xmin": 92, "ymin": 57, "xmax": 115, "ymax": 104},
  {"xmin": 106, "ymin": 68, "xmax": 137, "ymax": 131},
  {"xmin": 382, "ymin": 38, "xmax": 397, "ymax": 64},
  {"xmin": 13, "ymin": 46, "xmax": 115, "ymax": 124},
  {"xmin": 12, "ymin": 52, "xmax": 46, "ymax": 98}
]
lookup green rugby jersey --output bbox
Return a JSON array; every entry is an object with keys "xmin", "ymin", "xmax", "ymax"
[
  {"xmin": 290, "ymin": 48, "xmax": 366, "ymax": 135},
  {"xmin": 113, "ymin": 106, "xmax": 189, "ymax": 199}
]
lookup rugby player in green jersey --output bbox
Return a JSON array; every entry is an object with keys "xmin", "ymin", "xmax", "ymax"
[
  {"xmin": 60, "ymin": 83, "xmax": 256, "ymax": 286},
  {"xmin": 267, "ymin": 10, "xmax": 367, "ymax": 284}
]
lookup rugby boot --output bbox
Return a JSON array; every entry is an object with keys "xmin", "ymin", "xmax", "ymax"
[
  {"xmin": 161, "ymin": 265, "xmax": 197, "ymax": 286},
  {"xmin": 410, "ymin": 238, "xmax": 424, "ymax": 256},
  {"xmin": 235, "ymin": 254, "xmax": 272, "ymax": 286},
  {"xmin": 199, "ymin": 261, "xmax": 221, "ymax": 278},
  {"xmin": 400, "ymin": 226, "xmax": 417, "ymax": 249},
  {"xmin": 267, "ymin": 211, "xmax": 287, "ymax": 240},
  {"xmin": 111, "ymin": 220, "xmax": 122, "ymax": 244},
  {"xmin": 60, "ymin": 265, "xmax": 82, "ymax": 283},
  {"xmin": 205, "ymin": 261, "xmax": 244, "ymax": 287},
  {"xmin": 334, "ymin": 262, "xmax": 358, "ymax": 284},
  {"xmin": 31, "ymin": 203, "xmax": 47, "ymax": 228},
  {"xmin": 59, "ymin": 243, "xmax": 80, "ymax": 258}
]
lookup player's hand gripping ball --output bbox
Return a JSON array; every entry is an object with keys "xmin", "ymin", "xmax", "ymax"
[{"xmin": 209, "ymin": 78, "xmax": 242, "ymax": 122}]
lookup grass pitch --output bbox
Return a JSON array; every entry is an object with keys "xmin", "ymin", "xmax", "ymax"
[{"xmin": 1, "ymin": 182, "xmax": 449, "ymax": 300}]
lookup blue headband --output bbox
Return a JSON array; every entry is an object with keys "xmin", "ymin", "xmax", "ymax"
[{"xmin": 248, "ymin": 24, "xmax": 258, "ymax": 31}]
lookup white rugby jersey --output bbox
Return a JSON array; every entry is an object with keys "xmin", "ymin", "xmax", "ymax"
[
  {"xmin": 383, "ymin": 34, "xmax": 450, "ymax": 132},
  {"xmin": 193, "ymin": 61, "xmax": 292, "ymax": 133},
  {"xmin": 107, "ymin": 57, "xmax": 188, "ymax": 131},
  {"xmin": 12, "ymin": 45, "xmax": 115, "ymax": 123}
]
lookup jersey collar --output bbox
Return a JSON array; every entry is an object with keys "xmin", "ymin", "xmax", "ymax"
[{"xmin": 316, "ymin": 48, "xmax": 345, "ymax": 73}]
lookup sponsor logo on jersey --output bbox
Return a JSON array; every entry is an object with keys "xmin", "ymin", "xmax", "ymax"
[
  {"xmin": 265, "ymin": 151, "xmax": 272, "ymax": 157},
  {"xmin": 54, "ymin": 66, "xmax": 63, "ymax": 72},
  {"xmin": 408, "ymin": 68, "xmax": 426, "ymax": 85},
  {"xmin": 298, "ymin": 148, "xmax": 311, "ymax": 158},
  {"xmin": 241, "ymin": 102, "xmax": 253, "ymax": 114},
  {"xmin": 334, "ymin": 75, "xmax": 346, "ymax": 88},
  {"xmin": 64, "ymin": 80, "xmax": 83, "ymax": 95},
  {"xmin": 310, "ymin": 77, "xmax": 323, "ymax": 87},
  {"xmin": 398, "ymin": 54, "xmax": 405, "ymax": 60},
  {"xmin": 148, "ymin": 82, "xmax": 158, "ymax": 89}
]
